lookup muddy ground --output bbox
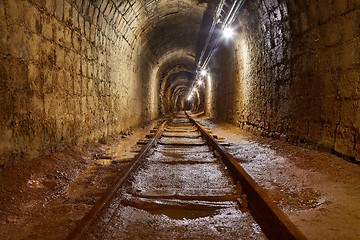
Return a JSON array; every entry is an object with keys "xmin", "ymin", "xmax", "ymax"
[
  {"xmin": 1, "ymin": 116, "xmax": 360, "ymax": 239},
  {"xmin": 0, "ymin": 121, "xmax": 158, "ymax": 240},
  {"xmin": 196, "ymin": 117, "xmax": 360, "ymax": 240}
]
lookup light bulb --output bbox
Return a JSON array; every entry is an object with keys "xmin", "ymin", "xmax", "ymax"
[
  {"xmin": 223, "ymin": 27, "xmax": 234, "ymax": 39},
  {"xmin": 200, "ymin": 69, "xmax": 207, "ymax": 76}
]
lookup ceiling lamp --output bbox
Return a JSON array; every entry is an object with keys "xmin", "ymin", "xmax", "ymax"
[
  {"xmin": 200, "ymin": 69, "xmax": 207, "ymax": 76},
  {"xmin": 223, "ymin": 27, "xmax": 234, "ymax": 39}
]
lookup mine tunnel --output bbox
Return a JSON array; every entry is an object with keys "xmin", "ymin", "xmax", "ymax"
[{"xmin": 1, "ymin": 0, "xmax": 360, "ymax": 239}]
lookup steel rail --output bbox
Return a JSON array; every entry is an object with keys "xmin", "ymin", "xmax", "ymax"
[
  {"xmin": 186, "ymin": 112, "xmax": 307, "ymax": 240},
  {"xmin": 66, "ymin": 120, "xmax": 167, "ymax": 240}
]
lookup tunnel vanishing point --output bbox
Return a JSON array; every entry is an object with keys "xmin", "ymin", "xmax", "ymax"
[{"xmin": 0, "ymin": 0, "xmax": 359, "ymax": 165}]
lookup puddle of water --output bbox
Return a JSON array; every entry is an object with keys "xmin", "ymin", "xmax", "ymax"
[{"xmin": 147, "ymin": 207, "xmax": 218, "ymax": 219}]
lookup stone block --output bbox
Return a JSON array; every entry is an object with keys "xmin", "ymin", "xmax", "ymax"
[
  {"xmin": 55, "ymin": 45, "xmax": 65, "ymax": 69},
  {"xmin": 40, "ymin": 39, "xmax": 56, "ymax": 66},
  {"xmin": 308, "ymin": 96, "xmax": 322, "ymax": 121},
  {"xmin": 334, "ymin": 125, "xmax": 355, "ymax": 157},
  {"xmin": 14, "ymin": 92, "xmax": 31, "ymax": 115},
  {"xmin": 0, "ymin": 58, "xmax": 10, "ymax": 89},
  {"xmin": 64, "ymin": 49, "xmax": 75, "ymax": 71},
  {"xmin": 320, "ymin": 122, "xmax": 336, "ymax": 148},
  {"xmin": 64, "ymin": 27, "xmax": 73, "ymax": 48},
  {"xmin": 78, "ymin": 14, "xmax": 85, "ymax": 35},
  {"xmin": 348, "ymin": 0, "xmax": 360, "ymax": 10},
  {"xmin": 55, "ymin": 69, "xmax": 67, "ymax": 93},
  {"xmin": 317, "ymin": 0, "xmax": 332, "ymax": 23},
  {"xmin": 82, "ymin": 59, "xmax": 88, "ymax": 77},
  {"xmin": 54, "ymin": 118, "xmax": 64, "ymax": 143},
  {"xmin": 64, "ymin": 0, "xmax": 72, "ymax": 23},
  {"xmin": 10, "ymin": 61, "xmax": 28, "ymax": 91},
  {"xmin": 42, "ymin": 16, "xmax": 54, "ymax": 40},
  {"xmin": 333, "ymin": 0, "xmax": 349, "ymax": 15},
  {"xmin": 299, "ymin": 12, "xmax": 309, "ymax": 32},
  {"xmin": 87, "ymin": 3, "xmax": 95, "ymax": 21},
  {"xmin": 29, "ymin": 95, "xmax": 44, "ymax": 115},
  {"xmin": 73, "ymin": 75, "xmax": 82, "ymax": 96},
  {"xmin": 0, "ymin": 18, "xmax": 9, "ymax": 56},
  {"xmin": 306, "ymin": 2, "xmax": 319, "ymax": 29},
  {"xmin": 90, "ymin": 24, "xmax": 96, "ymax": 43},
  {"xmin": 85, "ymin": 20, "xmax": 91, "ymax": 39},
  {"xmin": 342, "ymin": 13, "xmax": 359, "ymax": 42},
  {"xmin": 28, "ymin": 64, "xmax": 42, "ymax": 92},
  {"xmin": 338, "ymin": 71, "xmax": 359, "ymax": 98},
  {"xmin": 340, "ymin": 100, "xmax": 357, "ymax": 127},
  {"xmin": 8, "ymin": 28, "xmax": 26, "ymax": 59},
  {"xmin": 75, "ymin": 0, "xmax": 83, "ymax": 10},
  {"xmin": 55, "ymin": 0, "xmax": 64, "ymax": 20},
  {"xmin": 45, "ymin": 0, "xmax": 56, "ymax": 15},
  {"xmin": 321, "ymin": 21, "xmax": 343, "ymax": 47},
  {"xmin": 319, "ymin": 71, "xmax": 337, "ymax": 96},
  {"xmin": 43, "ymin": 67, "xmax": 55, "ymax": 94},
  {"xmin": 0, "ymin": 0, "xmax": 5, "ymax": 21},
  {"xmin": 131, "ymin": 0, "xmax": 142, "ymax": 13},
  {"xmin": 108, "ymin": 7, "xmax": 117, "ymax": 24},
  {"xmin": 88, "ymin": 62, "xmax": 95, "ymax": 78},
  {"xmin": 64, "ymin": 71, "xmax": 72, "ymax": 95},
  {"xmin": 7, "ymin": 0, "xmax": 24, "ymax": 24},
  {"xmin": 119, "ymin": 1, "xmax": 130, "ymax": 15},
  {"xmin": 321, "ymin": 96, "xmax": 340, "ymax": 123},
  {"xmin": 92, "ymin": 7, "xmax": 100, "ymax": 26},
  {"xmin": 81, "ymin": 76, "xmax": 88, "ymax": 96},
  {"xmin": 339, "ymin": 42, "xmax": 359, "ymax": 70},
  {"xmin": 51, "ymin": 98, "xmax": 65, "ymax": 120},
  {"xmin": 104, "ymin": 2, "xmax": 112, "ymax": 17},
  {"xmin": 100, "ymin": 0, "xmax": 108, "ymax": 13},
  {"xmin": 72, "ymin": 7, "xmax": 79, "ymax": 30},
  {"xmin": 73, "ymin": 53, "xmax": 81, "ymax": 75},
  {"xmin": 54, "ymin": 20, "xmax": 65, "ymax": 46},
  {"xmin": 24, "ymin": 3, "xmax": 41, "ymax": 34}
]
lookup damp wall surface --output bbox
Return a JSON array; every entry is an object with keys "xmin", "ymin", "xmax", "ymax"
[
  {"xmin": 0, "ymin": 0, "xmax": 206, "ymax": 164},
  {"xmin": 0, "ymin": 0, "xmax": 147, "ymax": 163},
  {"xmin": 1, "ymin": 0, "xmax": 358, "ymax": 164},
  {"xmin": 209, "ymin": 0, "xmax": 360, "ymax": 161}
]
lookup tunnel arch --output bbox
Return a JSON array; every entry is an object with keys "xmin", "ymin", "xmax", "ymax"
[
  {"xmin": 135, "ymin": 1, "xmax": 207, "ymax": 119},
  {"xmin": 0, "ymin": 0, "xmax": 359, "ymax": 164}
]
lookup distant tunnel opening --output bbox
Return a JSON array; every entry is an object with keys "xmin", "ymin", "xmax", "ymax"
[{"xmin": 159, "ymin": 70, "xmax": 205, "ymax": 115}]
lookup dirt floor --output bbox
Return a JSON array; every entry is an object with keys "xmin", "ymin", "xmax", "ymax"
[
  {"xmin": 1, "ymin": 116, "xmax": 360, "ymax": 239},
  {"xmin": 0, "ymin": 121, "xmax": 159, "ymax": 240},
  {"xmin": 84, "ymin": 117, "xmax": 266, "ymax": 240},
  {"xmin": 196, "ymin": 117, "xmax": 360, "ymax": 240}
]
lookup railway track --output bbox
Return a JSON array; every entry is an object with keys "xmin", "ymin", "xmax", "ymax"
[{"xmin": 67, "ymin": 112, "xmax": 306, "ymax": 240}]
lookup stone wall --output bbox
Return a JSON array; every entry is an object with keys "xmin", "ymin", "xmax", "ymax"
[
  {"xmin": 0, "ymin": 0, "xmax": 145, "ymax": 163},
  {"xmin": 210, "ymin": 0, "xmax": 360, "ymax": 161},
  {"xmin": 0, "ymin": 0, "xmax": 207, "ymax": 164}
]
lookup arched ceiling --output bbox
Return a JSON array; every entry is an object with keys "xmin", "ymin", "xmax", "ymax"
[
  {"xmin": 139, "ymin": 0, "xmax": 207, "ymax": 65},
  {"xmin": 109, "ymin": 0, "xmax": 215, "ymax": 115},
  {"xmin": 135, "ymin": 0, "xmax": 212, "ymax": 114}
]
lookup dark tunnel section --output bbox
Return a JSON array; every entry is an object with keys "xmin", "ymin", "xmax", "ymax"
[{"xmin": 159, "ymin": 70, "xmax": 205, "ymax": 115}]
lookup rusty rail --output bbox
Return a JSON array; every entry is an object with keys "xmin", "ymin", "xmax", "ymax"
[
  {"xmin": 66, "ymin": 121, "xmax": 167, "ymax": 240},
  {"xmin": 186, "ymin": 112, "xmax": 306, "ymax": 240}
]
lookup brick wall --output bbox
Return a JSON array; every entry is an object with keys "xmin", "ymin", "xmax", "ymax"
[{"xmin": 210, "ymin": 0, "xmax": 360, "ymax": 161}]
